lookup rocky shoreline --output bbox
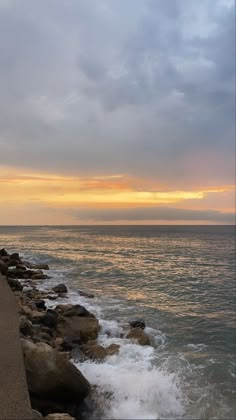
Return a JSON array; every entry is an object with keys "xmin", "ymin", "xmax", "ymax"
[{"xmin": 0, "ymin": 248, "xmax": 151, "ymax": 420}]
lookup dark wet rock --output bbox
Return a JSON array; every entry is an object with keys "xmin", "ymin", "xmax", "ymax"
[
  {"xmin": 7, "ymin": 277, "xmax": 23, "ymax": 291},
  {"xmin": 30, "ymin": 311, "xmax": 45, "ymax": 324},
  {"xmin": 34, "ymin": 299, "xmax": 47, "ymax": 311},
  {"xmin": 8, "ymin": 259, "xmax": 22, "ymax": 267},
  {"xmin": 129, "ymin": 318, "xmax": 146, "ymax": 329},
  {"xmin": 0, "ymin": 260, "xmax": 8, "ymax": 275},
  {"xmin": 56, "ymin": 316, "xmax": 99, "ymax": 343},
  {"xmin": 15, "ymin": 264, "xmax": 27, "ymax": 270},
  {"xmin": 61, "ymin": 336, "xmax": 81, "ymax": 352},
  {"xmin": 0, "ymin": 248, "xmax": 8, "ymax": 257},
  {"xmin": 63, "ymin": 304, "xmax": 94, "ymax": 318},
  {"xmin": 58, "ymin": 293, "xmax": 68, "ymax": 299},
  {"xmin": 1, "ymin": 255, "xmax": 10, "ymax": 263},
  {"xmin": 40, "ymin": 326, "xmax": 54, "ymax": 337},
  {"xmin": 10, "ymin": 252, "xmax": 21, "ymax": 261},
  {"xmin": 78, "ymin": 290, "xmax": 94, "ymax": 298},
  {"xmin": 41, "ymin": 309, "xmax": 58, "ymax": 328},
  {"xmin": 21, "ymin": 339, "xmax": 90, "ymax": 408},
  {"xmin": 126, "ymin": 327, "xmax": 150, "ymax": 346},
  {"xmin": 53, "ymin": 284, "xmax": 68, "ymax": 294},
  {"xmin": 19, "ymin": 315, "xmax": 33, "ymax": 336},
  {"xmin": 47, "ymin": 295, "xmax": 58, "ymax": 300}
]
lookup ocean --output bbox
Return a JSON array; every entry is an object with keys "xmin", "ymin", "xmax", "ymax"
[{"xmin": 0, "ymin": 225, "xmax": 235, "ymax": 419}]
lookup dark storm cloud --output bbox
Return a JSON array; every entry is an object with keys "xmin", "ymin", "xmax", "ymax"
[
  {"xmin": 0, "ymin": 0, "xmax": 235, "ymax": 187},
  {"xmin": 73, "ymin": 206, "xmax": 235, "ymax": 223}
]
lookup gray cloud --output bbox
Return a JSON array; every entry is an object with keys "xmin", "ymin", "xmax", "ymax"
[
  {"xmin": 0, "ymin": 0, "xmax": 234, "ymax": 188},
  {"xmin": 73, "ymin": 206, "xmax": 235, "ymax": 223}
]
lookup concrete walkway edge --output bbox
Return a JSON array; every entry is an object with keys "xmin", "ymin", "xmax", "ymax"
[{"xmin": 0, "ymin": 274, "xmax": 32, "ymax": 419}]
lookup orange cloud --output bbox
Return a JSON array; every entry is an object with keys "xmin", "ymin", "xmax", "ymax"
[{"xmin": 0, "ymin": 166, "xmax": 234, "ymax": 227}]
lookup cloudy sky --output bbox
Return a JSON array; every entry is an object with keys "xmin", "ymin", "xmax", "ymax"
[{"xmin": 0, "ymin": 0, "xmax": 235, "ymax": 225}]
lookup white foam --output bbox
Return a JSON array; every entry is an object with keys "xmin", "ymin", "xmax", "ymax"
[{"xmin": 76, "ymin": 342, "xmax": 184, "ymax": 419}]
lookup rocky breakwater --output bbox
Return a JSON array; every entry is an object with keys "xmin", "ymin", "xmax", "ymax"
[{"xmin": 0, "ymin": 248, "xmax": 151, "ymax": 419}]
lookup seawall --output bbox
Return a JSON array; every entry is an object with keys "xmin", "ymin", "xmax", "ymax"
[{"xmin": 0, "ymin": 274, "xmax": 32, "ymax": 419}]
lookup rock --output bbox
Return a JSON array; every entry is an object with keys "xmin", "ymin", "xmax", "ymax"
[
  {"xmin": 61, "ymin": 336, "xmax": 81, "ymax": 351},
  {"xmin": 57, "ymin": 316, "xmax": 99, "ymax": 343},
  {"xmin": 63, "ymin": 305, "xmax": 94, "ymax": 318},
  {"xmin": 21, "ymin": 339, "xmax": 90, "ymax": 404},
  {"xmin": 46, "ymin": 295, "xmax": 58, "ymax": 300},
  {"xmin": 31, "ymin": 273, "xmax": 50, "ymax": 280},
  {"xmin": 10, "ymin": 252, "xmax": 21, "ymax": 261},
  {"xmin": 19, "ymin": 315, "xmax": 33, "ymax": 336},
  {"xmin": 33, "ymin": 332, "xmax": 53, "ymax": 346},
  {"xmin": 53, "ymin": 284, "xmax": 68, "ymax": 294},
  {"xmin": 30, "ymin": 310, "xmax": 46, "ymax": 324},
  {"xmin": 0, "ymin": 248, "xmax": 8, "ymax": 257},
  {"xmin": 81, "ymin": 342, "xmax": 120, "ymax": 361},
  {"xmin": 1, "ymin": 255, "xmax": 10, "ymax": 263},
  {"xmin": 81, "ymin": 343, "xmax": 107, "ymax": 361},
  {"xmin": 32, "ymin": 409, "xmax": 43, "ymax": 419},
  {"xmin": 0, "ymin": 260, "xmax": 8, "ymax": 275},
  {"xmin": 8, "ymin": 259, "xmax": 22, "ymax": 267},
  {"xmin": 44, "ymin": 414, "xmax": 75, "ymax": 420},
  {"xmin": 105, "ymin": 343, "xmax": 120, "ymax": 356},
  {"xmin": 34, "ymin": 299, "xmax": 47, "ymax": 311},
  {"xmin": 129, "ymin": 318, "xmax": 146, "ymax": 329},
  {"xmin": 29, "ymin": 263, "xmax": 50, "ymax": 270},
  {"xmin": 7, "ymin": 277, "xmax": 23, "ymax": 291},
  {"xmin": 20, "ymin": 304, "xmax": 34, "ymax": 317},
  {"xmin": 78, "ymin": 290, "xmax": 94, "ymax": 298},
  {"xmin": 41, "ymin": 309, "xmax": 58, "ymax": 328},
  {"xmin": 126, "ymin": 327, "xmax": 150, "ymax": 346},
  {"xmin": 55, "ymin": 304, "xmax": 73, "ymax": 314}
]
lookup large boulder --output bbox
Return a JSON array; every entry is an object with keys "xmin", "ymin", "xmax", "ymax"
[
  {"xmin": 63, "ymin": 305, "xmax": 93, "ymax": 318},
  {"xmin": 56, "ymin": 316, "xmax": 99, "ymax": 343},
  {"xmin": 21, "ymin": 339, "xmax": 90, "ymax": 405},
  {"xmin": 126, "ymin": 328, "xmax": 150, "ymax": 346}
]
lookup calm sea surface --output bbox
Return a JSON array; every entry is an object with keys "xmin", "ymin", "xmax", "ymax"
[{"xmin": 0, "ymin": 225, "xmax": 235, "ymax": 419}]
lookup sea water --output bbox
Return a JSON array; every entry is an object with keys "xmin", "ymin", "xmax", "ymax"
[{"xmin": 0, "ymin": 225, "xmax": 235, "ymax": 419}]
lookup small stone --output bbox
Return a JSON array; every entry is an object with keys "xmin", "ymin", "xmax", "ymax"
[
  {"xmin": 129, "ymin": 318, "xmax": 146, "ymax": 329},
  {"xmin": 78, "ymin": 290, "xmax": 94, "ymax": 298},
  {"xmin": 7, "ymin": 278, "xmax": 23, "ymax": 291},
  {"xmin": 0, "ymin": 248, "xmax": 8, "ymax": 257},
  {"xmin": 53, "ymin": 284, "xmax": 68, "ymax": 294},
  {"xmin": 44, "ymin": 414, "xmax": 76, "ymax": 420},
  {"xmin": 126, "ymin": 328, "xmax": 150, "ymax": 346},
  {"xmin": 34, "ymin": 299, "xmax": 47, "ymax": 311}
]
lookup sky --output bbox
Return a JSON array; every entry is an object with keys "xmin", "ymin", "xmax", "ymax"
[{"xmin": 0, "ymin": 0, "xmax": 235, "ymax": 225}]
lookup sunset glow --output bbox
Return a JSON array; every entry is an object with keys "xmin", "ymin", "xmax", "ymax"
[{"xmin": 0, "ymin": 0, "xmax": 234, "ymax": 225}]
